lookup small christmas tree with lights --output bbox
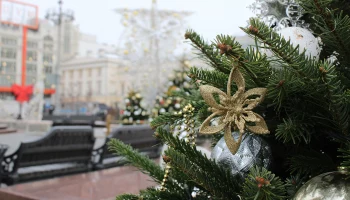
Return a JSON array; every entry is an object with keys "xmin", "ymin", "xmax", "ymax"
[
  {"xmin": 152, "ymin": 60, "xmax": 193, "ymax": 117},
  {"xmin": 121, "ymin": 90, "xmax": 149, "ymax": 125}
]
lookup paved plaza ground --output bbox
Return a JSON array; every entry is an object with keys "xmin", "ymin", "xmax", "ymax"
[
  {"xmin": 0, "ymin": 127, "xmax": 158, "ymax": 200},
  {"xmin": 0, "ymin": 165, "xmax": 157, "ymax": 200}
]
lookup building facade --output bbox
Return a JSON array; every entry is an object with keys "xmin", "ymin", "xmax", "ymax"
[
  {"xmin": 0, "ymin": 19, "xmax": 120, "ymax": 106},
  {"xmin": 0, "ymin": 20, "xmax": 58, "ymax": 100},
  {"xmin": 60, "ymin": 57, "xmax": 131, "ymax": 107}
]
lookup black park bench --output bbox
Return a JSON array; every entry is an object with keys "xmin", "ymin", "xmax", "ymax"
[
  {"xmin": 1, "ymin": 126, "xmax": 95, "ymax": 185},
  {"xmin": 93, "ymin": 124, "xmax": 161, "ymax": 169},
  {"xmin": 0, "ymin": 144, "xmax": 8, "ymax": 186}
]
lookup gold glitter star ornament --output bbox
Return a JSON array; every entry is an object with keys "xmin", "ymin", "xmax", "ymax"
[{"xmin": 199, "ymin": 67, "xmax": 269, "ymax": 154}]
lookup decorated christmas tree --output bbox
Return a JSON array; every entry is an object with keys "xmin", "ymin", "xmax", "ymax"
[
  {"xmin": 110, "ymin": 0, "xmax": 350, "ymax": 199},
  {"xmin": 121, "ymin": 90, "xmax": 149, "ymax": 125},
  {"xmin": 152, "ymin": 60, "xmax": 193, "ymax": 117}
]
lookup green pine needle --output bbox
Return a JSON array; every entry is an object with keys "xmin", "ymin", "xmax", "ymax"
[
  {"xmin": 287, "ymin": 149, "xmax": 337, "ymax": 176},
  {"xmin": 241, "ymin": 166, "xmax": 287, "ymax": 200}
]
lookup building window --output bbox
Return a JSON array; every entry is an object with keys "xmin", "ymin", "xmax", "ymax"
[
  {"xmin": 98, "ymin": 68, "xmax": 101, "ymax": 76},
  {"xmin": 43, "ymin": 53, "xmax": 53, "ymax": 64},
  {"xmin": 0, "ymin": 74, "xmax": 15, "ymax": 86},
  {"xmin": 87, "ymin": 81, "xmax": 92, "ymax": 95},
  {"xmin": 77, "ymin": 81, "xmax": 82, "ymax": 89},
  {"xmin": 1, "ymin": 48, "xmax": 16, "ymax": 59},
  {"xmin": 70, "ymin": 70, "xmax": 74, "ymax": 79},
  {"xmin": 27, "ymin": 64, "xmax": 37, "ymax": 74},
  {"xmin": 79, "ymin": 69, "xmax": 83, "ymax": 77},
  {"xmin": 27, "ymin": 41, "xmax": 38, "ymax": 49},
  {"xmin": 77, "ymin": 81, "xmax": 82, "ymax": 96},
  {"xmin": 1, "ymin": 38, "xmax": 17, "ymax": 46},
  {"xmin": 88, "ymin": 69, "xmax": 92, "ymax": 77},
  {"xmin": 44, "ymin": 43, "xmax": 54, "ymax": 51},
  {"xmin": 27, "ymin": 51, "xmax": 37, "ymax": 62},
  {"xmin": 97, "ymin": 80, "xmax": 101, "ymax": 95},
  {"xmin": 43, "ymin": 35, "xmax": 54, "ymax": 51},
  {"xmin": 0, "ymin": 92, "xmax": 15, "ymax": 100},
  {"xmin": 44, "ymin": 35, "xmax": 53, "ymax": 41},
  {"xmin": 1, "ymin": 61, "xmax": 16, "ymax": 73},
  {"xmin": 44, "ymin": 65, "xmax": 53, "ymax": 74},
  {"xmin": 26, "ymin": 75, "xmax": 36, "ymax": 84}
]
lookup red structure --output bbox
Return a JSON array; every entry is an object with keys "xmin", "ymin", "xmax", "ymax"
[
  {"xmin": 11, "ymin": 84, "xmax": 33, "ymax": 103},
  {"xmin": 0, "ymin": 0, "xmax": 55, "ymax": 97}
]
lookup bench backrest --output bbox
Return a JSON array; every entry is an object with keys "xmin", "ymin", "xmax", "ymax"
[
  {"xmin": 104, "ymin": 124, "xmax": 159, "ymax": 158},
  {"xmin": 18, "ymin": 126, "xmax": 95, "ymax": 168},
  {"xmin": 43, "ymin": 115, "xmax": 101, "ymax": 126}
]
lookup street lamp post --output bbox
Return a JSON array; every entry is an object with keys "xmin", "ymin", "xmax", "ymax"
[{"xmin": 45, "ymin": 0, "xmax": 74, "ymax": 114}]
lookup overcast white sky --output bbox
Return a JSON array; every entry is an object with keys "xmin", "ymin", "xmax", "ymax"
[{"xmin": 22, "ymin": 0, "xmax": 255, "ymax": 44}]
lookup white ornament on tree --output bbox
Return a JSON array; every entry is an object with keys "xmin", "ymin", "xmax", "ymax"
[
  {"xmin": 278, "ymin": 27, "xmax": 321, "ymax": 60},
  {"xmin": 133, "ymin": 109, "xmax": 141, "ymax": 115},
  {"xmin": 159, "ymin": 108, "xmax": 166, "ymax": 113}
]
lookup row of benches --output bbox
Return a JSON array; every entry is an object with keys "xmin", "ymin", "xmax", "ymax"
[{"xmin": 0, "ymin": 125, "xmax": 161, "ymax": 186}]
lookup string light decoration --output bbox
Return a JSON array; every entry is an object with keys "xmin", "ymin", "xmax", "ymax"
[
  {"xmin": 248, "ymin": 0, "xmax": 308, "ymax": 30},
  {"xmin": 160, "ymin": 103, "xmax": 196, "ymax": 191},
  {"xmin": 115, "ymin": 1, "xmax": 192, "ymax": 105}
]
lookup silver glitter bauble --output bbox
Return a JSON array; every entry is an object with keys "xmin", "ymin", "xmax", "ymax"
[
  {"xmin": 211, "ymin": 131, "xmax": 272, "ymax": 179},
  {"xmin": 294, "ymin": 171, "xmax": 350, "ymax": 200}
]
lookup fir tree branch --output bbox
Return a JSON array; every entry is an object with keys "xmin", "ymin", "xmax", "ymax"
[
  {"xmin": 185, "ymin": 30, "xmax": 231, "ymax": 74},
  {"xmin": 166, "ymin": 149, "xmax": 240, "ymax": 200},
  {"xmin": 299, "ymin": 0, "xmax": 350, "ymax": 77},
  {"xmin": 139, "ymin": 188, "xmax": 188, "ymax": 200},
  {"xmin": 241, "ymin": 47, "xmax": 272, "ymax": 87},
  {"xmin": 157, "ymin": 127, "xmax": 242, "ymax": 200},
  {"xmin": 242, "ymin": 18, "xmax": 349, "ymax": 135},
  {"xmin": 189, "ymin": 67, "xmax": 228, "ymax": 90},
  {"xmin": 285, "ymin": 173, "xmax": 305, "ymax": 199},
  {"xmin": 276, "ymin": 118, "xmax": 313, "ymax": 144},
  {"xmin": 241, "ymin": 18, "xmax": 316, "ymax": 80},
  {"xmin": 150, "ymin": 113, "xmax": 182, "ymax": 129},
  {"xmin": 117, "ymin": 188, "xmax": 190, "ymax": 200},
  {"xmin": 288, "ymin": 149, "xmax": 337, "ymax": 176},
  {"xmin": 116, "ymin": 194, "xmax": 139, "ymax": 200},
  {"xmin": 214, "ymin": 35, "xmax": 272, "ymax": 88},
  {"xmin": 108, "ymin": 139, "xmax": 182, "ymax": 192},
  {"xmin": 241, "ymin": 166, "xmax": 287, "ymax": 200},
  {"xmin": 339, "ymin": 143, "xmax": 350, "ymax": 171},
  {"xmin": 265, "ymin": 69, "xmax": 301, "ymax": 111},
  {"xmin": 108, "ymin": 139, "xmax": 163, "ymax": 180},
  {"xmin": 318, "ymin": 61, "xmax": 349, "ymax": 134}
]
